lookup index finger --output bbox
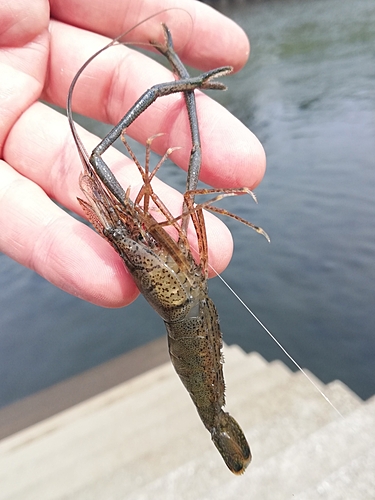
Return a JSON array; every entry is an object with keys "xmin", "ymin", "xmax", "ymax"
[
  {"xmin": 50, "ymin": 0, "xmax": 250, "ymax": 72},
  {"xmin": 42, "ymin": 20, "xmax": 265, "ymax": 191}
]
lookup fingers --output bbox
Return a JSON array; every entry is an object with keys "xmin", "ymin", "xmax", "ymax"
[
  {"xmin": 0, "ymin": 0, "xmax": 49, "ymax": 156},
  {"xmin": 49, "ymin": 0, "xmax": 249, "ymax": 72},
  {"xmin": 5, "ymin": 101, "xmax": 154, "ymax": 216},
  {"xmin": 2, "ymin": 103, "xmax": 234, "ymax": 305},
  {"xmin": 1, "ymin": 1, "xmax": 261, "ymax": 306},
  {"xmin": 0, "ymin": 159, "xmax": 139, "ymax": 306},
  {"xmin": 44, "ymin": 21, "xmax": 265, "ymax": 190},
  {"xmin": 0, "ymin": 156, "xmax": 233, "ymax": 305},
  {"xmin": 0, "ymin": 0, "xmax": 48, "ymax": 47}
]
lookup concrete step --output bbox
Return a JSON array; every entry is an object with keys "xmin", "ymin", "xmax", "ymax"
[
  {"xmin": 126, "ymin": 397, "xmax": 374, "ymax": 500},
  {"xmin": 0, "ymin": 337, "xmax": 170, "ymax": 441},
  {"xmin": 226, "ymin": 369, "xmax": 361, "ymax": 465},
  {"xmin": 295, "ymin": 435, "xmax": 375, "ymax": 499},
  {"xmin": 0, "ymin": 348, "xmax": 372, "ymax": 500},
  {"xmin": 210, "ymin": 396, "xmax": 375, "ymax": 500},
  {"xmin": 224, "ymin": 344, "xmax": 268, "ymax": 369},
  {"xmin": 79, "ymin": 364, "xmax": 297, "ymax": 499},
  {"xmin": 0, "ymin": 351, "xmax": 268, "ymax": 497},
  {"xmin": 123, "ymin": 368, "xmax": 364, "ymax": 499},
  {"xmin": 0, "ymin": 346, "xmax": 272, "ymax": 499}
]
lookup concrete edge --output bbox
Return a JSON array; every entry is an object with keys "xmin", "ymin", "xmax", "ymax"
[{"xmin": 0, "ymin": 336, "xmax": 169, "ymax": 440}]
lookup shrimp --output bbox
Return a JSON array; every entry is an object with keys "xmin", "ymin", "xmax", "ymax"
[{"xmin": 68, "ymin": 19, "xmax": 268, "ymax": 474}]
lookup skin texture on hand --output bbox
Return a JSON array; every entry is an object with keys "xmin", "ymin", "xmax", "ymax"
[{"xmin": 0, "ymin": 0, "xmax": 266, "ymax": 307}]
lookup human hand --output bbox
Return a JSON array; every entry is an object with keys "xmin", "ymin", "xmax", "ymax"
[{"xmin": 0, "ymin": 0, "xmax": 265, "ymax": 307}]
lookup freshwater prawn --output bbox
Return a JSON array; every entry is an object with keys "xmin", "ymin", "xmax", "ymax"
[{"xmin": 67, "ymin": 17, "xmax": 269, "ymax": 474}]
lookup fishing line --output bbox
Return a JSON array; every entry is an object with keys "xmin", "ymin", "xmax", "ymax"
[{"xmin": 209, "ymin": 263, "xmax": 343, "ymax": 418}]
